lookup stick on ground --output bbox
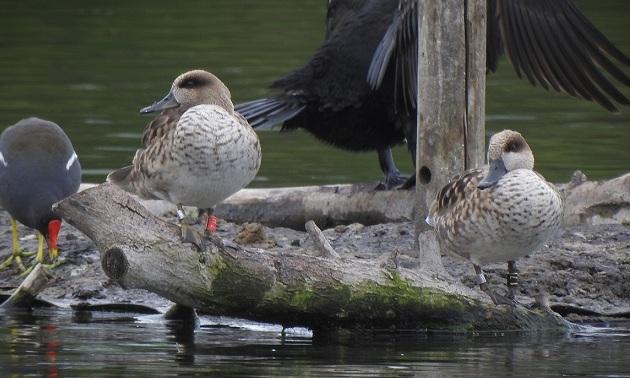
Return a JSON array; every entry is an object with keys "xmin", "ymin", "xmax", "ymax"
[{"xmin": 0, "ymin": 264, "xmax": 51, "ymax": 309}]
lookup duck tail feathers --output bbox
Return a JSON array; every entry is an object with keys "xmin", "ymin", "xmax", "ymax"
[
  {"xmin": 235, "ymin": 97, "xmax": 304, "ymax": 130},
  {"xmin": 107, "ymin": 165, "xmax": 133, "ymax": 189}
]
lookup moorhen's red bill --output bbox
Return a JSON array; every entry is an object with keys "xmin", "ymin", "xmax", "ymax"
[{"xmin": 0, "ymin": 117, "xmax": 81, "ymax": 272}]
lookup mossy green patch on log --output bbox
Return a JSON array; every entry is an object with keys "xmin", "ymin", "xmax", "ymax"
[
  {"xmin": 261, "ymin": 281, "xmax": 352, "ymax": 317},
  {"xmin": 201, "ymin": 253, "xmax": 275, "ymax": 313},
  {"xmin": 201, "ymin": 264, "xmax": 566, "ymax": 332},
  {"xmin": 343, "ymin": 271, "xmax": 474, "ymax": 330}
]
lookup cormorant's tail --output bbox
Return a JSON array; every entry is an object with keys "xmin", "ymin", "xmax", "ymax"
[{"xmin": 235, "ymin": 97, "xmax": 305, "ymax": 129}]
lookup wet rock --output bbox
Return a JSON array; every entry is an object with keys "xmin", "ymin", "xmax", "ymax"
[
  {"xmin": 73, "ymin": 286, "xmax": 105, "ymax": 300},
  {"xmin": 334, "ymin": 225, "xmax": 348, "ymax": 233}
]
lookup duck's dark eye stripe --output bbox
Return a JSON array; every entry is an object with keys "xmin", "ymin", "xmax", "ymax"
[
  {"xmin": 506, "ymin": 141, "xmax": 520, "ymax": 152},
  {"xmin": 179, "ymin": 75, "xmax": 212, "ymax": 89},
  {"xmin": 182, "ymin": 79, "xmax": 197, "ymax": 88}
]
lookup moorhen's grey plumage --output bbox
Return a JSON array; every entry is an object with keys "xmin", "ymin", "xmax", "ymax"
[
  {"xmin": 0, "ymin": 117, "xmax": 81, "ymax": 272},
  {"xmin": 426, "ymin": 130, "xmax": 563, "ymax": 305},
  {"xmin": 236, "ymin": 0, "xmax": 630, "ymax": 189},
  {"xmin": 108, "ymin": 70, "xmax": 261, "ymax": 247}
]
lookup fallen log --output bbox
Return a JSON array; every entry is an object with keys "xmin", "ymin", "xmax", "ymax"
[
  {"xmin": 55, "ymin": 183, "xmax": 567, "ymax": 332},
  {"xmin": 78, "ymin": 172, "xmax": 630, "ymax": 230},
  {"xmin": 79, "ymin": 183, "xmax": 416, "ymax": 229},
  {"xmin": 559, "ymin": 171, "xmax": 630, "ymax": 226}
]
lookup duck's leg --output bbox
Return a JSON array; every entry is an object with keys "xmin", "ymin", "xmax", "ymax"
[
  {"xmin": 0, "ymin": 219, "xmax": 27, "ymax": 272},
  {"xmin": 176, "ymin": 203, "xmax": 204, "ymax": 251},
  {"xmin": 375, "ymin": 148, "xmax": 408, "ymax": 190},
  {"xmin": 474, "ymin": 264, "xmax": 516, "ymax": 306},
  {"xmin": 506, "ymin": 260, "xmax": 519, "ymax": 301}
]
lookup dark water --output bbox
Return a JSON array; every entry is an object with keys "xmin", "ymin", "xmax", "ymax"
[
  {"xmin": 0, "ymin": 308, "xmax": 629, "ymax": 377},
  {"xmin": 0, "ymin": 0, "xmax": 629, "ymax": 186}
]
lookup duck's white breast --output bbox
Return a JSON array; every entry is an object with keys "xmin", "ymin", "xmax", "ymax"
[
  {"xmin": 435, "ymin": 169, "xmax": 563, "ymax": 265},
  {"xmin": 165, "ymin": 104, "xmax": 261, "ymax": 208}
]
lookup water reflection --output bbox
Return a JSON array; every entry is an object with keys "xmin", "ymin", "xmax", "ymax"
[
  {"xmin": 167, "ymin": 318, "xmax": 196, "ymax": 366},
  {"xmin": 1, "ymin": 308, "xmax": 629, "ymax": 376}
]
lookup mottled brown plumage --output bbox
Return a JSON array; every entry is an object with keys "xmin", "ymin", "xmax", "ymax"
[
  {"xmin": 108, "ymin": 70, "xmax": 261, "ymax": 209},
  {"xmin": 427, "ymin": 130, "xmax": 563, "ymax": 305}
]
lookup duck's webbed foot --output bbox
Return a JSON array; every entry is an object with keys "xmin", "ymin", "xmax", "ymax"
[
  {"xmin": 177, "ymin": 204, "xmax": 206, "ymax": 252},
  {"xmin": 474, "ymin": 264, "xmax": 518, "ymax": 307},
  {"xmin": 180, "ymin": 224, "xmax": 206, "ymax": 252},
  {"xmin": 486, "ymin": 289, "xmax": 519, "ymax": 306},
  {"xmin": 375, "ymin": 148, "xmax": 408, "ymax": 190}
]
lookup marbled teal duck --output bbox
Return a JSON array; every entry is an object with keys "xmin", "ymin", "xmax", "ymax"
[
  {"xmin": 0, "ymin": 117, "xmax": 81, "ymax": 273},
  {"xmin": 108, "ymin": 70, "xmax": 261, "ymax": 245},
  {"xmin": 236, "ymin": 0, "xmax": 630, "ymax": 190},
  {"xmin": 426, "ymin": 130, "xmax": 563, "ymax": 305}
]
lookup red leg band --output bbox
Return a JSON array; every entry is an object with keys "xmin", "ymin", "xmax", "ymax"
[{"xmin": 205, "ymin": 215, "xmax": 217, "ymax": 233}]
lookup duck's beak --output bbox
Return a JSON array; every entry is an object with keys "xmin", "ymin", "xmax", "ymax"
[
  {"xmin": 478, "ymin": 159, "xmax": 507, "ymax": 189},
  {"xmin": 46, "ymin": 219, "xmax": 62, "ymax": 260},
  {"xmin": 140, "ymin": 91, "xmax": 179, "ymax": 114}
]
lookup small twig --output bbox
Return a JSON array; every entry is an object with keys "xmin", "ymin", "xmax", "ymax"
[
  {"xmin": 0, "ymin": 264, "xmax": 51, "ymax": 308},
  {"xmin": 305, "ymin": 220, "xmax": 341, "ymax": 259}
]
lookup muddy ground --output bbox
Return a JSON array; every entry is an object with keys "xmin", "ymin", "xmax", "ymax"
[{"xmin": 0, "ymin": 209, "xmax": 628, "ymax": 319}]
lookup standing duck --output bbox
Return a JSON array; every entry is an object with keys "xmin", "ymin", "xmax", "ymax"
[
  {"xmin": 0, "ymin": 117, "xmax": 81, "ymax": 273},
  {"xmin": 236, "ymin": 0, "xmax": 630, "ymax": 189},
  {"xmin": 108, "ymin": 70, "xmax": 261, "ymax": 246},
  {"xmin": 426, "ymin": 130, "xmax": 563, "ymax": 305}
]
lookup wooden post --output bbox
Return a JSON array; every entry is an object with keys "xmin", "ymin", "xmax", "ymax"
[
  {"xmin": 465, "ymin": 1, "xmax": 487, "ymax": 170},
  {"xmin": 416, "ymin": 0, "xmax": 486, "ymax": 236}
]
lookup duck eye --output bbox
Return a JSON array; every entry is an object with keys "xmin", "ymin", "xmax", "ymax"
[
  {"xmin": 506, "ymin": 142, "xmax": 519, "ymax": 152},
  {"xmin": 181, "ymin": 79, "xmax": 198, "ymax": 88}
]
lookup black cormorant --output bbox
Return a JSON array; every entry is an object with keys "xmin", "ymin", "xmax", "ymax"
[{"xmin": 237, "ymin": 0, "xmax": 630, "ymax": 189}]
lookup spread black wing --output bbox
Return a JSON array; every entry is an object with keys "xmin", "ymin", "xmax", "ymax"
[{"xmin": 369, "ymin": 0, "xmax": 630, "ymax": 112}]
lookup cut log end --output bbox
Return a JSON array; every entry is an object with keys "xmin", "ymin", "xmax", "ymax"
[{"xmin": 102, "ymin": 247, "xmax": 129, "ymax": 280}]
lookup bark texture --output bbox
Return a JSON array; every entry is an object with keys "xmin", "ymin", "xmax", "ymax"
[
  {"xmin": 0, "ymin": 264, "xmax": 51, "ymax": 308},
  {"xmin": 416, "ymin": 0, "xmax": 486, "ymax": 236},
  {"xmin": 559, "ymin": 171, "xmax": 630, "ymax": 226},
  {"xmin": 55, "ymin": 184, "xmax": 567, "ymax": 332},
  {"xmin": 78, "ymin": 172, "xmax": 630, "ymax": 230}
]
